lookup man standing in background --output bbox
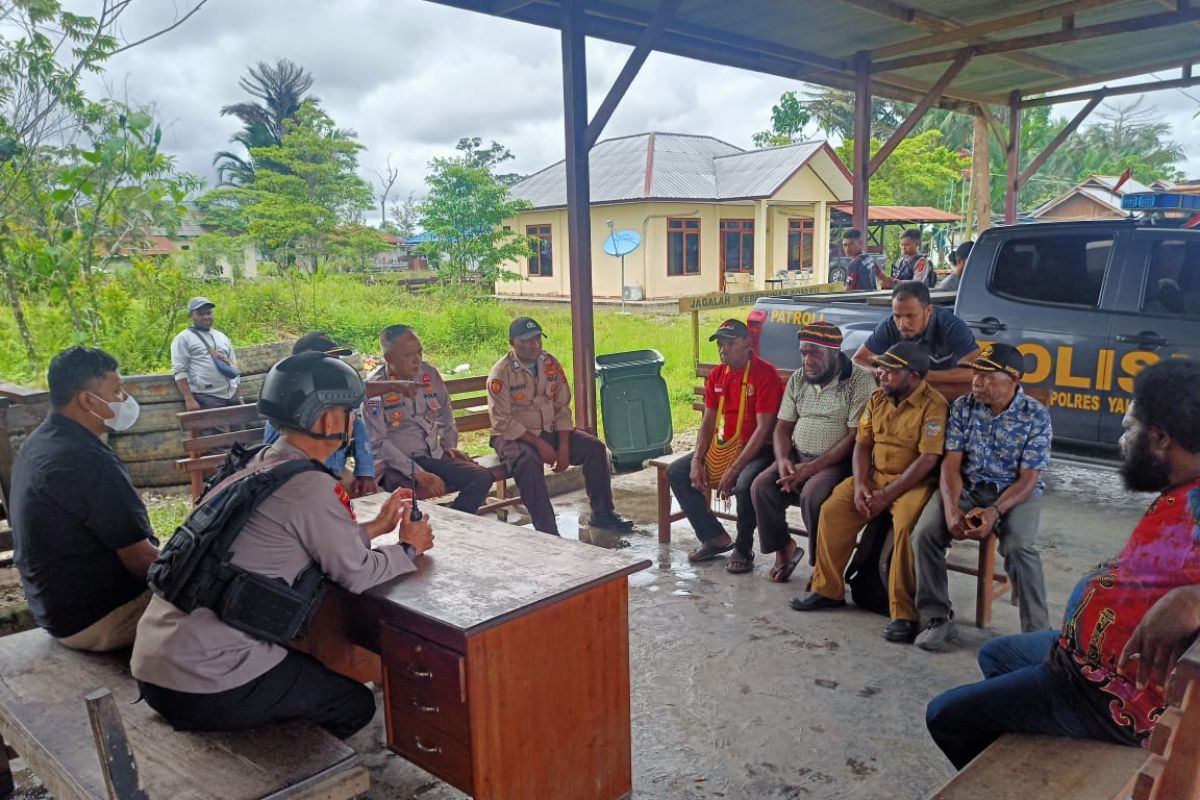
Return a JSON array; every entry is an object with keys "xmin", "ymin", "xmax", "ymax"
[{"xmin": 171, "ymin": 297, "xmax": 241, "ymax": 413}]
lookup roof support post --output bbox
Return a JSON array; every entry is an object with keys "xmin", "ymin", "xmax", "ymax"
[
  {"xmin": 1004, "ymin": 90, "xmax": 1022, "ymax": 225},
  {"xmin": 868, "ymin": 49, "xmax": 972, "ymax": 175},
  {"xmin": 969, "ymin": 104, "xmax": 992, "ymax": 236},
  {"xmin": 560, "ymin": 0, "xmax": 597, "ymax": 432},
  {"xmin": 585, "ymin": 0, "xmax": 681, "ymax": 149},
  {"xmin": 851, "ymin": 51, "xmax": 871, "ymax": 237},
  {"xmin": 1017, "ymin": 92, "xmax": 1103, "ymax": 187}
]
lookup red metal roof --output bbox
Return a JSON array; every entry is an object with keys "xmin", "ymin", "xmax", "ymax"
[{"xmin": 832, "ymin": 204, "xmax": 962, "ymax": 223}]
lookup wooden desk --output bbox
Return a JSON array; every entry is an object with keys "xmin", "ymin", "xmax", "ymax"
[{"xmin": 300, "ymin": 497, "xmax": 651, "ymax": 799}]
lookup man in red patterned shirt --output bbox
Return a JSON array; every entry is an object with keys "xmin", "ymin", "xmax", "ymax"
[{"xmin": 926, "ymin": 359, "xmax": 1200, "ymax": 768}]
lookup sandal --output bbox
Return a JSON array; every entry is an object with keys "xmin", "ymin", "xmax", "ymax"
[
  {"xmin": 726, "ymin": 551, "xmax": 755, "ymax": 574},
  {"xmin": 688, "ymin": 541, "xmax": 735, "ymax": 563},
  {"xmin": 768, "ymin": 546, "xmax": 805, "ymax": 583}
]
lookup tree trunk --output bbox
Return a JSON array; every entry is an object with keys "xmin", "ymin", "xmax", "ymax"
[{"xmin": 0, "ymin": 252, "xmax": 36, "ymax": 362}]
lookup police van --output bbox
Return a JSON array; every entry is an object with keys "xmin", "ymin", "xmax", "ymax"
[{"xmin": 749, "ymin": 192, "xmax": 1200, "ymax": 454}]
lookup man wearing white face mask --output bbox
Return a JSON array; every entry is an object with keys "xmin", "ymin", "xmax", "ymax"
[{"xmin": 10, "ymin": 346, "xmax": 160, "ymax": 651}]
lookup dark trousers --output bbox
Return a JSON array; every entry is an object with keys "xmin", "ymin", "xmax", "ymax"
[
  {"xmin": 667, "ymin": 446, "xmax": 773, "ymax": 555},
  {"xmin": 750, "ymin": 451, "xmax": 851, "ymax": 563},
  {"xmin": 925, "ymin": 631, "xmax": 1130, "ymax": 768},
  {"xmin": 193, "ymin": 391, "xmax": 244, "ymax": 438},
  {"xmin": 379, "ymin": 454, "xmax": 495, "ymax": 514},
  {"xmin": 138, "ymin": 651, "xmax": 375, "ymax": 740},
  {"xmin": 494, "ymin": 429, "xmax": 613, "ymax": 535}
]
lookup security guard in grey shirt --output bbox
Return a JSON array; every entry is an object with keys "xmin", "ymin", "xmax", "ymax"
[{"xmin": 132, "ymin": 352, "xmax": 434, "ymax": 739}]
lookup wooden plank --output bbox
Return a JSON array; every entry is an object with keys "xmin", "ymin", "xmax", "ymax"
[
  {"xmin": 110, "ymin": 429, "xmax": 187, "ymax": 463},
  {"xmin": 0, "ymin": 382, "xmax": 48, "ymax": 402},
  {"xmin": 85, "ymin": 689, "xmax": 149, "ymax": 800},
  {"xmin": 0, "ymin": 629, "xmax": 365, "ymax": 800},
  {"xmin": 453, "ymin": 414, "xmax": 492, "ymax": 434},
  {"xmin": 926, "ymin": 734, "xmax": 1145, "ymax": 799},
  {"xmin": 444, "ymin": 375, "xmax": 487, "ymax": 394},
  {"xmin": 177, "ymin": 405, "xmax": 261, "ymax": 432},
  {"xmin": 181, "ymin": 427, "xmax": 265, "ymax": 457},
  {"xmin": 125, "ymin": 459, "xmax": 191, "ymax": 488}
]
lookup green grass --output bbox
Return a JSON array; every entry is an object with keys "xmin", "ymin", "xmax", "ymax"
[{"xmin": 145, "ymin": 494, "xmax": 191, "ymax": 539}]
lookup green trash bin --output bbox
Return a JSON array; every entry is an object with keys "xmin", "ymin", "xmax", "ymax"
[{"xmin": 595, "ymin": 349, "xmax": 673, "ymax": 469}]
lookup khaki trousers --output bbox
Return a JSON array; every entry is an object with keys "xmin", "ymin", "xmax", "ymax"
[
  {"xmin": 57, "ymin": 591, "xmax": 151, "ymax": 652},
  {"xmin": 810, "ymin": 475, "xmax": 934, "ymax": 621}
]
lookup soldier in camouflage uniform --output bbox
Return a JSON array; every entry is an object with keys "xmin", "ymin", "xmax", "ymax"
[{"xmin": 912, "ymin": 342, "xmax": 1053, "ymax": 649}]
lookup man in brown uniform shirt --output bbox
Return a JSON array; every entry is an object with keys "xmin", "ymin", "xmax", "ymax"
[
  {"xmin": 133, "ymin": 352, "xmax": 434, "ymax": 738},
  {"xmin": 791, "ymin": 341, "xmax": 948, "ymax": 644},
  {"xmin": 487, "ymin": 317, "xmax": 633, "ymax": 535}
]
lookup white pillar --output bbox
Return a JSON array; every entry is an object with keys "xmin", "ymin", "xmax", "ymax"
[
  {"xmin": 753, "ymin": 199, "xmax": 769, "ymax": 291},
  {"xmin": 813, "ymin": 200, "xmax": 830, "ymax": 284}
]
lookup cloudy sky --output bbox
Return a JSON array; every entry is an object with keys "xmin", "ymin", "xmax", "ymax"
[{"xmin": 74, "ymin": 0, "xmax": 1200, "ymax": 218}]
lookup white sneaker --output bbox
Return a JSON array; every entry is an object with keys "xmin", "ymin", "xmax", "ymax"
[{"xmin": 916, "ymin": 617, "xmax": 959, "ymax": 651}]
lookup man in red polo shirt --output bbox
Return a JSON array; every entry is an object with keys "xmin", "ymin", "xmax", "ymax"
[
  {"xmin": 668, "ymin": 319, "xmax": 783, "ymax": 572},
  {"xmin": 926, "ymin": 359, "xmax": 1200, "ymax": 768}
]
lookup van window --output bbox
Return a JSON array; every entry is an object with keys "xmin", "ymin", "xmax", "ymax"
[
  {"xmin": 1141, "ymin": 239, "xmax": 1200, "ymax": 318},
  {"xmin": 990, "ymin": 234, "xmax": 1112, "ymax": 307}
]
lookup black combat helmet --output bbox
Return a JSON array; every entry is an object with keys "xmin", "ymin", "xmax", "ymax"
[{"xmin": 257, "ymin": 351, "xmax": 365, "ymax": 435}]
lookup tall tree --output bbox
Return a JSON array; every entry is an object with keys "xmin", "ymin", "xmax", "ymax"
[
  {"xmin": 388, "ymin": 191, "xmax": 421, "ymax": 239},
  {"xmin": 372, "ymin": 155, "xmax": 399, "ymax": 226},
  {"xmin": 454, "ymin": 136, "xmax": 524, "ymax": 186},
  {"xmin": 213, "ymin": 59, "xmax": 315, "ymax": 186}
]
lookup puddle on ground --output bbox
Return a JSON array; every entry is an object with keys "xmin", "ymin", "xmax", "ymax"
[{"xmin": 548, "ymin": 509, "xmax": 632, "ymax": 550}]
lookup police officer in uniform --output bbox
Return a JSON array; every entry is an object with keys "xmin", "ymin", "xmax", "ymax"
[
  {"xmin": 487, "ymin": 317, "xmax": 634, "ymax": 535},
  {"xmin": 364, "ymin": 324, "xmax": 494, "ymax": 513},
  {"xmin": 132, "ymin": 352, "xmax": 434, "ymax": 738}
]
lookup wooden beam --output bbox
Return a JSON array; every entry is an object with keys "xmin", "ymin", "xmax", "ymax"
[
  {"xmin": 852, "ymin": 51, "xmax": 872, "ymax": 237},
  {"xmin": 584, "ymin": 0, "xmax": 680, "ymax": 149},
  {"xmin": 1020, "ymin": 72, "xmax": 1200, "ymax": 106},
  {"xmin": 984, "ymin": 110, "xmax": 1007, "ymax": 152},
  {"xmin": 841, "ymin": 0, "xmax": 1084, "ymax": 79},
  {"xmin": 491, "ymin": 0, "xmax": 538, "ymax": 14},
  {"xmin": 1020, "ymin": 55, "xmax": 1200, "ymax": 96},
  {"xmin": 1018, "ymin": 93, "xmax": 1102, "ymax": 186},
  {"xmin": 1004, "ymin": 91, "xmax": 1021, "ymax": 225},
  {"xmin": 868, "ymin": 50, "xmax": 972, "ymax": 175},
  {"xmin": 873, "ymin": 7, "xmax": 1200, "ymax": 73},
  {"xmin": 869, "ymin": 0, "xmax": 1123, "ymax": 59}
]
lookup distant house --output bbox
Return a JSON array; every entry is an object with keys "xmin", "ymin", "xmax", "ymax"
[
  {"xmin": 108, "ymin": 202, "xmax": 258, "ymax": 279},
  {"xmin": 1032, "ymin": 174, "xmax": 1158, "ymax": 221},
  {"xmin": 496, "ymin": 132, "xmax": 853, "ymax": 301},
  {"xmin": 372, "ymin": 232, "xmax": 429, "ymax": 272}
]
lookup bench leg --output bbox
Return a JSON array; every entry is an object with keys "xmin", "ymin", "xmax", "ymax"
[
  {"xmin": 0, "ymin": 731, "xmax": 13, "ymax": 799},
  {"xmin": 85, "ymin": 688, "xmax": 149, "ymax": 800},
  {"xmin": 975, "ymin": 533, "xmax": 998, "ymax": 628},
  {"xmin": 655, "ymin": 466, "xmax": 672, "ymax": 544},
  {"xmin": 495, "ymin": 478, "xmax": 509, "ymax": 523}
]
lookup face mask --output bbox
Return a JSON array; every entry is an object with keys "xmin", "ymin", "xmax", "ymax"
[{"xmin": 89, "ymin": 392, "xmax": 140, "ymax": 432}]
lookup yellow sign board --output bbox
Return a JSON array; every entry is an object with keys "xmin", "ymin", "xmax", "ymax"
[{"xmin": 678, "ymin": 282, "xmax": 846, "ymax": 314}]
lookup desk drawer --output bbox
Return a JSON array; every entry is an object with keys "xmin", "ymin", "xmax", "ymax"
[
  {"xmin": 390, "ymin": 720, "xmax": 474, "ymax": 793},
  {"xmin": 379, "ymin": 624, "xmax": 470, "ymax": 744}
]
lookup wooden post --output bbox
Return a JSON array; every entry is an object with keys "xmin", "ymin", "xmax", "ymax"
[
  {"xmin": 852, "ymin": 51, "xmax": 871, "ymax": 237},
  {"xmin": 690, "ymin": 310, "xmax": 700, "ymax": 370},
  {"xmin": 1004, "ymin": 91, "xmax": 1022, "ymax": 225},
  {"xmin": 85, "ymin": 689, "xmax": 149, "ymax": 800},
  {"xmin": 971, "ymin": 105, "xmax": 992, "ymax": 236},
  {"xmin": 561, "ymin": 0, "xmax": 598, "ymax": 433}
]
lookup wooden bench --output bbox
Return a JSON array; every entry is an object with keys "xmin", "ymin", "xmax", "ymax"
[
  {"xmin": 175, "ymin": 375, "xmax": 523, "ymax": 519},
  {"xmin": 928, "ymin": 635, "xmax": 1200, "ymax": 799},
  {"xmin": 0, "ymin": 628, "xmax": 368, "ymax": 800}
]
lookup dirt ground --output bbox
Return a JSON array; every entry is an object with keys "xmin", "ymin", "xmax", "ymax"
[{"xmin": 3, "ymin": 452, "xmax": 1149, "ymax": 800}]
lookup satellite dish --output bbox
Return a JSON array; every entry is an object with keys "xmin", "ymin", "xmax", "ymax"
[{"xmin": 603, "ymin": 230, "xmax": 641, "ymax": 257}]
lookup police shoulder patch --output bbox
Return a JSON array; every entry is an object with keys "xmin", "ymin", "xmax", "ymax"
[
  {"xmin": 490, "ymin": 378, "xmax": 503, "ymax": 394},
  {"xmin": 334, "ymin": 484, "xmax": 356, "ymax": 520}
]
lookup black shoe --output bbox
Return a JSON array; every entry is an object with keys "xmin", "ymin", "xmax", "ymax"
[
  {"xmin": 883, "ymin": 619, "xmax": 919, "ymax": 643},
  {"xmin": 587, "ymin": 509, "xmax": 635, "ymax": 531},
  {"xmin": 789, "ymin": 593, "xmax": 846, "ymax": 612}
]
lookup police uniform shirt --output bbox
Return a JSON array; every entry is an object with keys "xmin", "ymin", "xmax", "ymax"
[
  {"xmin": 856, "ymin": 381, "xmax": 948, "ymax": 479},
  {"xmin": 131, "ymin": 441, "xmax": 414, "ymax": 694},
  {"xmin": 487, "ymin": 350, "xmax": 573, "ymax": 439},
  {"xmin": 169, "ymin": 326, "xmax": 240, "ymax": 399},
  {"xmin": 864, "ymin": 306, "xmax": 978, "ymax": 372},
  {"xmin": 10, "ymin": 413, "xmax": 158, "ymax": 639},
  {"xmin": 361, "ymin": 363, "xmax": 456, "ymax": 477},
  {"xmin": 946, "ymin": 387, "xmax": 1052, "ymax": 495}
]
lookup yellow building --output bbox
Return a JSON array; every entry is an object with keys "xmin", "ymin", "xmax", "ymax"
[{"xmin": 497, "ymin": 132, "xmax": 853, "ymax": 301}]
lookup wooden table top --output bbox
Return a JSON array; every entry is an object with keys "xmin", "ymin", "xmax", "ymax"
[{"xmin": 352, "ymin": 494, "xmax": 651, "ymax": 636}]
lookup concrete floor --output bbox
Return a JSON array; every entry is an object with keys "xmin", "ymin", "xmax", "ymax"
[
  {"xmin": 340, "ymin": 455, "xmax": 1150, "ymax": 800},
  {"xmin": 5, "ymin": 457, "xmax": 1152, "ymax": 800}
]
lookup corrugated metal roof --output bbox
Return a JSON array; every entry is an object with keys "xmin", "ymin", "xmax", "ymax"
[
  {"xmin": 831, "ymin": 204, "xmax": 962, "ymax": 222},
  {"xmin": 511, "ymin": 133, "xmax": 838, "ymax": 209}
]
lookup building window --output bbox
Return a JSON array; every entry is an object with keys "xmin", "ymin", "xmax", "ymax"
[
  {"xmin": 527, "ymin": 224, "xmax": 552, "ymax": 276},
  {"xmin": 787, "ymin": 218, "xmax": 814, "ymax": 272},
  {"xmin": 667, "ymin": 218, "xmax": 701, "ymax": 276},
  {"xmin": 720, "ymin": 219, "xmax": 754, "ymax": 273}
]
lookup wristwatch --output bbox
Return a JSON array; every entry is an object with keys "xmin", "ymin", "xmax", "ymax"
[{"xmin": 401, "ymin": 542, "xmax": 417, "ymax": 560}]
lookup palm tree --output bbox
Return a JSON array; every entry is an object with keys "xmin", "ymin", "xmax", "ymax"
[{"xmin": 213, "ymin": 59, "xmax": 315, "ymax": 186}]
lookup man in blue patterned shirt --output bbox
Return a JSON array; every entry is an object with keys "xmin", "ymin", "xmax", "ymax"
[{"xmin": 912, "ymin": 343, "xmax": 1053, "ymax": 650}]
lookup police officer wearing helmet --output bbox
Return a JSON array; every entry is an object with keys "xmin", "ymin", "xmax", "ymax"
[{"xmin": 132, "ymin": 351, "xmax": 434, "ymax": 739}]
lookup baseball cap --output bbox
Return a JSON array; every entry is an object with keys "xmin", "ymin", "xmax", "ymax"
[
  {"xmin": 971, "ymin": 343, "xmax": 1024, "ymax": 379},
  {"xmin": 871, "ymin": 341, "xmax": 931, "ymax": 376},
  {"xmin": 509, "ymin": 317, "xmax": 546, "ymax": 341},
  {"xmin": 797, "ymin": 320, "xmax": 843, "ymax": 349},
  {"xmin": 187, "ymin": 296, "xmax": 215, "ymax": 313},
  {"xmin": 292, "ymin": 331, "xmax": 353, "ymax": 357},
  {"xmin": 708, "ymin": 319, "xmax": 751, "ymax": 341}
]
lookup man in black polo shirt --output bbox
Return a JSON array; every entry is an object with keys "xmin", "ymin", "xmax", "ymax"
[
  {"xmin": 853, "ymin": 281, "xmax": 980, "ymax": 394},
  {"xmin": 11, "ymin": 346, "xmax": 159, "ymax": 651}
]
